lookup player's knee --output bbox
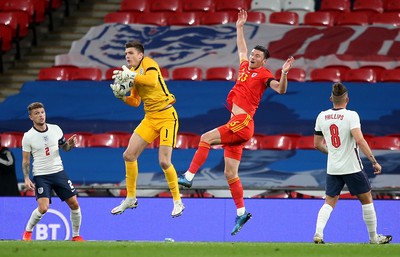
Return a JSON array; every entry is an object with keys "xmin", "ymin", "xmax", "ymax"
[
  {"xmin": 38, "ymin": 205, "xmax": 49, "ymax": 214},
  {"xmin": 159, "ymin": 160, "xmax": 171, "ymax": 170},
  {"xmin": 123, "ymin": 151, "xmax": 137, "ymax": 162}
]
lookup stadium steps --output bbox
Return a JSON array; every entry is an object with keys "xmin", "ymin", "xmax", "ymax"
[{"xmin": 0, "ymin": 0, "xmax": 122, "ymax": 102}]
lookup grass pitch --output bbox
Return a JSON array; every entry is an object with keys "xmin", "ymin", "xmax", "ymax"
[{"xmin": 1, "ymin": 241, "xmax": 398, "ymax": 257}]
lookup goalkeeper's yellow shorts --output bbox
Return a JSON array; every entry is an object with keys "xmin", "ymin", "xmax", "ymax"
[{"xmin": 134, "ymin": 105, "xmax": 179, "ymax": 147}]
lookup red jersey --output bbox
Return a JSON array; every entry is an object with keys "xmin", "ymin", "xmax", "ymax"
[{"xmin": 226, "ymin": 60, "xmax": 274, "ymax": 117}]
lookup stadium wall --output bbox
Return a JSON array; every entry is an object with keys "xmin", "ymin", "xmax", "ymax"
[{"xmin": 1, "ymin": 197, "xmax": 398, "ymax": 243}]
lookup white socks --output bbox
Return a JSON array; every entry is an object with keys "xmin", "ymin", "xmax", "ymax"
[
  {"xmin": 237, "ymin": 207, "xmax": 245, "ymax": 216},
  {"xmin": 25, "ymin": 208, "xmax": 44, "ymax": 231},
  {"xmin": 315, "ymin": 203, "xmax": 333, "ymax": 237},
  {"xmin": 184, "ymin": 171, "xmax": 195, "ymax": 181},
  {"xmin": 70, "ymin": 207, "xmax": 82, "ymax": 237},
  {"xmin": 362, "ymin": 203, "xmax": 377, "ymax": 241}
]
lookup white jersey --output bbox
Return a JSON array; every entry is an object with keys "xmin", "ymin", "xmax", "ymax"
[
  {"xmin": 22, "ymin": 124, "xmax": 65, "ymax": 176},
  {"xmin": 315, "ymin": 108, "xmax": 363, "ymax": 175}
]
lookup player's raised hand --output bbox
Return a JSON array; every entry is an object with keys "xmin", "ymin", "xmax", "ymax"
[
  {"xmin": 282, "ymin": 56, "xmax": 295, "ymax": 73},
  {"xmin": 67, "ymin": 134, "xmax": 77, "ymax": 147},
  {"xmin": 236, "ymin": 9, "xmax": 247, "ymax": 27}
]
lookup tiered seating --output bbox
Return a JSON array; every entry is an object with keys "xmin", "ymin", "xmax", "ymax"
[
  {"xmin": 0, "ymin": 132, "xmax": 23, "ymax": 148},
  {"xmin": 282, "ymin": 0, "xmax": 315, "ymax": 23},
  {"xmin": 275, "ymin": 68, "xmax": 306, "ymax": 81},
  {"xmin": 205, "ymin": 67, "xmax": 236, "ymax": 81},
  {"xmin": 172, "ymin": 67, "xmax": 202, "ymax": 80},
  {"xmin": 343, "ymin": 68, "xmax": 378, "ymax": 82},
  {"xmin": 269, "ymin": 11, "xmax": 299, "ymax": 25},
  {"xmin": 310, "ymin": 68, "xmax": 341, "ymax": 82}
]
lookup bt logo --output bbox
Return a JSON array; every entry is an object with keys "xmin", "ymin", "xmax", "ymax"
[{"xmin": 34, "ymin": 209, "xmax": 70, "ymax": 240}]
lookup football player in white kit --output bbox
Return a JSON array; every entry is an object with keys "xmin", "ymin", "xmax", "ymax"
[
  {"xmin": 21, "ymin": 102, "xmax": 84, "ymax": 241},
  {"xmin": 313, "ymin": 82, "xmax": 392, "ymax": 244}
]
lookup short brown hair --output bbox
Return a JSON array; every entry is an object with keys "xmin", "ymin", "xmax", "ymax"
[
  {"xmin": 125, "ymin": 41, "xmax": 144, "ymax": 54},
  {"xmin": 27, "ymin": 102, "xmax": 44, "ymax": 114},
  {"xmin": 331, "ymin": 82, "xmax": 348, "ymax": 104}
]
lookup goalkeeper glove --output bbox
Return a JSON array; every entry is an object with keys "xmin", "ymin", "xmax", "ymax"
[
  {"xmin": 112, "ymin": 65, "xmax": 136, "ymax": 85},
  {"xmin": 110, "ymin": 83, "xmax": 125, "ymax": 100}
]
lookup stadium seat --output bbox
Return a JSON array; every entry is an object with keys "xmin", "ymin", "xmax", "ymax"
[
  {"xmin": 69, "ymin": 67, "xmax": 102, "ymax": 81},
  {"xmin": 182, "ymin": 0, "xmax": 215, "ymax": 12},
  {"xmin": 0, "ymin": 11, "xmax": 30, "ymax": 59},
  {"xmin": 215, "ymin": 0, "xmax": 250, "ymax": 12},
  {"xmin": 167, "ymin": 12, "xmax": 200, "ymax": 26},
  {"xmin": 352, "ymin": 0, "xmax": 384, "ymax": 16},
  {"xmin": 107, "ymin": 131, "xmax": 131, "ymax": 148},
  {"xmin": 0, "ymin": 24, "xmax": 13, "ymax": 72},
  {"xmin": 200, "ymin": 11, "xmax": 235, "ymax": 25},
  {"xmin": 310, "ymin": 68, "xmax": 342, "ymax": 82},
  {"xmin": 87, "ymin": 133, "xmax": 120, "ymax": 148},
  {"xmin": 120, "ymin": 0, "xmax": 149, "ymax": 12},
  {"xmin": 379, "ymin": 69, "xmax": 400, "ymax": 82},
  {"xmin": 64, "ymin": 132, "xmax": 92, "ymax": 148},
  {"xmin": 175, "ymin": 132, "xmax": 200, "ymax": 149},
  {"xmin": 335, "ymin": 12, "xmax": 370, "ymax": 26},
  {"xmin": 172, "ymin": 67, "xmax": 202, "ymax": 80},
  {"xmin": 205, "ymin": 67, "xmax": 236, "ymax": 81},
  {"xmin": 282, "ymin": 0, "xmax": 315, "ymax": 23},
  {"xmin": 295, "ymin": 136, "xmax": 315, "ymax": 150},
  {"xmin": 303, "ymin": 12, "xmax": 335, "ymax": 26},
  {"xmin": 160, "ymin": 67, "xmax": 169, "ymax": 80},
  {"xmin": 359, "ymin": 65, "xmax": 386, "ymax": 80},
  {"xmin": 104, "ymin": 11, "xmax": 135, "ymax": 24},
  {"xmin": 384, "ymin": 0, "xmax": 400, "ymax": 12},
  {"xmin": 275, "ymin": 68, "xmax": 306, "ymax": 82},
  {"xmin": 370, "ymin": 12, "xmax": 400, "ymax": 26},
  {"xmin": 319, "ymin": 0, "xmax": 351, "ymax": 14},
  {"xmin": 323, "ymin": 64, "xmax": 351, "ymax": 75},
  {"xmin": 250, "ymin": 0, "xmax": 282, "ymax": 21},
  {"xmin": 38, "ymin": 67, "xmax": 75, "ymax": 80},
  {"xmin": 243, "ymin": 133, "xmax": 265, "ymax": 150},
  {"xmin": 269, "ymin": 11, "xmax": 299, "ymax": 25},
  {"xmin": 2, "ymin": 0, "xmax": 46, "ymax": 24},
  {"xmin": 369, "ymin": 136, "xmax": 400, "ymax": 150},
  {"xmin": 105, "ymin": 67, "xmax": 122, "ymax": 80},
  {"xmin": 259, "ymin": 135, "xmax": 295, "ymax": 150},
  {"xmin": 0, "ymin": 132, "xmax": 23, "ymax": 148},
  {"xmin": 246, "ymin": 11, "xmax": 267, "ymax": 24},
  {"xmin": 134, "ymin": 12, "xmax": 168, "ymax": 26},
  {"xmin": 150, "ymin": 0, "xmax": 182, "ymax": 12},
  {"xmin": 343, "ymin": 68, "xmax": 378, "ymax": 83}
]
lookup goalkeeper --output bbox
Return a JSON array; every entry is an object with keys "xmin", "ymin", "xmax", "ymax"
[{"xmin": 110, "ymin": 41, "xmax": 184, "ymax": 218}]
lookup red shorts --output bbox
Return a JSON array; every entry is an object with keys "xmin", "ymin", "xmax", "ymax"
[{"xmin": 217, "ymin": 113, "xmax": 254, "ymax": 160}]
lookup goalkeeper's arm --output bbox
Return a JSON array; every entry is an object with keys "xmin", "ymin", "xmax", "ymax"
[{"xmin": 124, "ymin": 87, "xmax": 141, "ymax": 107}]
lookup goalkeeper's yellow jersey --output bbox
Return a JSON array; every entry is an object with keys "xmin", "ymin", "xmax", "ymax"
[{"xmin": 125, "ymin": 56, "xmax": 175, "ymax": 113}]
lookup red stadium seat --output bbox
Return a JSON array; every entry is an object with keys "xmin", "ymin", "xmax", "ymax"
[
  {"xmin": 150, "ymin": 0, "xmax": 182, "ymax": 12},
  {"xmin": 370, "ymin": 12, "xmax": 400, "ymax": 26},
  {"xmin": 64, "ymin": 132, "xmax": 92, "ymax": 148},
  {"xmin": 87, "ymin": 133, "xmax": 120, "ymax": 148},
  {"xmin": 323, "ymin": 64, "xmax": 351, "ymax": 75},
  {"xmin": 275, "ymin": 68, "xmax": 306, "ymax": 82},
  {"xmin": 104, "ymin": 11, "xmax": 135, "ymax": 24},
  {"xmin": 172, "ymin": 67, "xmax": 202, "ymax": 80},
  {"xmin": 38, "ymin": 67, "xmax": 76, "ymax": 80},
  {"xmin": 335, "ymin": 12, "xmax": 370, "ymax": 26},
  {"xmin": 215, "ymin": 0, "xmax": 249, "ymax": 12},
  {"xmin": 2, "ymin": 0, "xmax": 46, "ymax": 24},
  {"xmin": 206, "ymin": 67, "xmax": 236, "ymax": 81},
  {"xmin": 105, "ymin": 67, "xmax": 122, "ymax": 80},
  {"xmin": 295, "ymin": 136, "xmax": 315, "ymax": 150},
  {"xmin": 69, "ymin": 67, "xmax": 102, "ymax": 81},
  {"xmin": 200, "ymin": 11, "xmax": 235, "ymax": 25},
  {"xmin": 269, "ymin": 11, "xmax": 299, "ymax": 25},
  {"xmin": 379, "ymin": 69, "xmax": 400, "ymax": 82},
  {"xmin": 0, "ymin": 132, "xmax": 23, "ymax": 148},
  {"xmin": 120, "ymin": 0, "xmax": 149, "ymax": 12},
  {"xmin": 160, "ymin": 67, "xmax": 169, "ymax": 80},
  {"xmin": 0, "ymin": 11, "xmax": 30, "ymax": 59},
  {"xmin": 343, "ymin": 68, "xmax": 378, "ymax": 83},
  {"xmin": 259, "ymin": 135, "xmax": 295, "ymax": 150},
  {"xmin": 319, "ymin": 0, "xmax": 350, "ymax": 14},
  {"xmin": 384, "ymin": 0, "xmax": 400, "ymax": 12},
  {"xmin": 303, "ymin": 12, "xmax": 335, "ymax": 26},
  {"xmin": 369, "ymin": 136, "xmax": 400, "ymax": 150},
  {"xmin": 182, "ymin": 0, "xmax": 215, "ymax": 12},
  {"xmin": 175, "ymin": 132, "xmax": 200, "ymax": 149},
  {"xmin": 107, "ymin": 132, "xmax": 131, "ymax": 148},
  {"xmin": 243, "ymin": 133, "xmax": 265, "ymax": 150},
  {"xmin": 310, "ymin": 68, "xmax": 342, "ymax": 82},
  {"xmin": 134, "ymin": 12, "xmax": 167, "ymax": 26},
  {"xmin": 353, "ymin": 0, "xmax": 384, "ymax": 16},
  {"xmin": 246, "ymin": 11, "xmax": 266, "ymax": 24},
  {"xmin": 167, "ymin": 12, "xmax": 200, "ymax": 26},
  {"xmin": 0, "ymin": 24, "xmax": 13, "ymax": 72}
]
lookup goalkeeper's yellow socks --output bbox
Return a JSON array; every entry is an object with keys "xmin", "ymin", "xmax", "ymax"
[
  {"xmin": 125, "ymin": 160, "xmax": 138, "ymax": 198},
  {"xmin": 163, "ymin": 164, "xmax": 181, "ymax": 201}
]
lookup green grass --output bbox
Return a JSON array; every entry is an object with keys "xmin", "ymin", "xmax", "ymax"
[{"xmin": 1, "ymin": 241, "xmax": 399, "ymax": 257}]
